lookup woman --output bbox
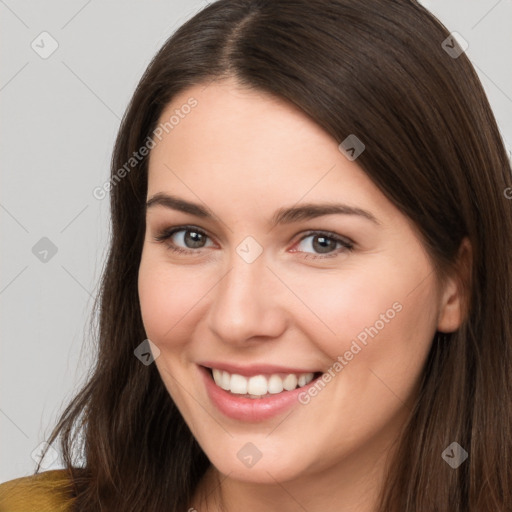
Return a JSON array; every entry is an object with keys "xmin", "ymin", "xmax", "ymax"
[{"xmin": 1, "ymin": 0, "xmax": 511, "ymax": 510}]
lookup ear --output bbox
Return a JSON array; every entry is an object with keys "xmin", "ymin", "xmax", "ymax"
[{"xmin": 436, "ymin": 237, "xmax": 472, "ymax": 333}]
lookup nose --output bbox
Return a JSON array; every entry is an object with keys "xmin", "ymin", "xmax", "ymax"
[{"xmin": 206, "ymin": 251, "xmax": 288, "ymax": 346}]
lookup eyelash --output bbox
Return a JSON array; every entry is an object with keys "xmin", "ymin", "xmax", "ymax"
[{"xmin": 153, "ymin": 225, "xmax": 355, "ymax": 260}]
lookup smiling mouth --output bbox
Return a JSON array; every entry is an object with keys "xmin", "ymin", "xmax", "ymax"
[{"xmin": 204, "ymin": 366, "xmax": 323, "ymax": 399}]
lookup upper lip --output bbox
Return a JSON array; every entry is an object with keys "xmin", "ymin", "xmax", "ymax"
[{"xmin": 199, "ymin": 361, "xmax": 321, "ymax": 377}]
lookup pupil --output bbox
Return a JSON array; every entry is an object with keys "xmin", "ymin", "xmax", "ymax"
[
  {"xmin": 185, "ymin": 230, "xmax": 205, "ymax": 248},
  {"xmin": 313, "ymin": 235, "xmax": 335, "ymax": 253}
]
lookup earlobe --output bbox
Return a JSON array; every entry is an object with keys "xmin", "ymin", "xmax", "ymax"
[
  {"xmin": 436, "ymin": 237, "xmax": 472, "ymax": 333},
  {"xmin": 436, "ymin": 279, "xmax": 463, "ymax": 333}
]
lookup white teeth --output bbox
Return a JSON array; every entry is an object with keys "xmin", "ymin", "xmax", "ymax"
[
  {"xmin": 267, "ymin": 375, "xmax": 284, "ymax": 394},
  {"xmin": 212, "ymin": 368, "xmax": 223, "ymax": 386},
  {"xmin": 283, "ymin": 374, "xmax": 298, "ymax": 391},
  {"xmin": 247, "ymin": 375, "xmax": 267, "ymax": 395},
  {"xmin": 210, "ymin": 368, "xmax": 315, "ymax": 398},
  {"xmin": 230, "ymin": 374, "xmax": 248, "ymax": 394},
  {"xmin": 213, "ymin": 369, "xmax": 231, "ymax": 391}
]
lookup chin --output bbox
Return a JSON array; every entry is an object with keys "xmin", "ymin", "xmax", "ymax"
[{"xmin": 203, "ymin": 438, "xmax": 313, "ymax": 483}]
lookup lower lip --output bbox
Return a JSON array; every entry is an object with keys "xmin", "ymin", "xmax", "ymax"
[{"xmin": 199, "ymin": 365, "xmax": 321, "ymax": 422}]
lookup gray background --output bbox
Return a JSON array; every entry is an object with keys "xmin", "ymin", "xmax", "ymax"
[{"xmin": 1, "ymin": 0, "xmax": 511, "ymax": 483}]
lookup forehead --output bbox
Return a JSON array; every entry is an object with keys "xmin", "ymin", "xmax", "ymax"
[
  {"xmin": 150, "ymin": 80, "xmax": 334, "ymax": 171},
  {"xmin": 146, "ymin": 79, "xmax": 393, "ymax": 223}
]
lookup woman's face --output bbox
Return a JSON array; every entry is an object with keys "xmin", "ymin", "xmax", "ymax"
[{"xmin": 138, "ymin": 78, "xmax": 462, "ymax": 485}]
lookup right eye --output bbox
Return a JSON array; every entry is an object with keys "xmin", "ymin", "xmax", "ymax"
[{"xmin": 153, "ymin": 226, "xmax": 215, "ymax": 254}]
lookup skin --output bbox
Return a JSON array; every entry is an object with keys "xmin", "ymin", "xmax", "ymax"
[{"xmin": 137, "ymin": 77, "xmax": 469, "ymax": 512}]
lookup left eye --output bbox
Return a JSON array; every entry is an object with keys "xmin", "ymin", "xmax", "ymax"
[{"xmin": 293, "ymin": 233, "xmax": 353, "ymax": 256}]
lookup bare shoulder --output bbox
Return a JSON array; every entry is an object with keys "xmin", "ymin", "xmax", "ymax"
[{"xmin": 0, "ymin": 469, "xmax": 76, "ymax": 511}]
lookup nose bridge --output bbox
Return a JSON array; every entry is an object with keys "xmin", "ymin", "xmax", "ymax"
[{"xmin": 207, "ymin": 246, "xmax": 286, "ymax": 343}]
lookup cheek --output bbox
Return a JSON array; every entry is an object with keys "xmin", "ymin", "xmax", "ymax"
[
  {"xmin": 282, "ymin": 267, "xmax": 400, "ymax": 354},
  {"xmin": 137, "ymin": 255, "xmax": 208, "ymax": 345},
  {"xmin": 137, "ymin": 256, "xmax": 208, "ymax": 412},
  {"xmin": 286, "ymin": 261, "xmax": 438, "ymax": 376}
]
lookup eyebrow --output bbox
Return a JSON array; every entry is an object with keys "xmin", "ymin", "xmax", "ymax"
[{"xmin": 145, "ymin": 192, "xmax": 380, "ymax": 226}]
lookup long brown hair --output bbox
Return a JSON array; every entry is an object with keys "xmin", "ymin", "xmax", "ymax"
[{"xmin": 37, "ymin": 0, "xmax": 512, "ymax": 510}]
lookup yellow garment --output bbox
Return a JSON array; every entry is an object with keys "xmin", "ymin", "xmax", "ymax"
[{"xmin": 0, "ymin": 469, "xmax": 76, "ymax": 511}]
